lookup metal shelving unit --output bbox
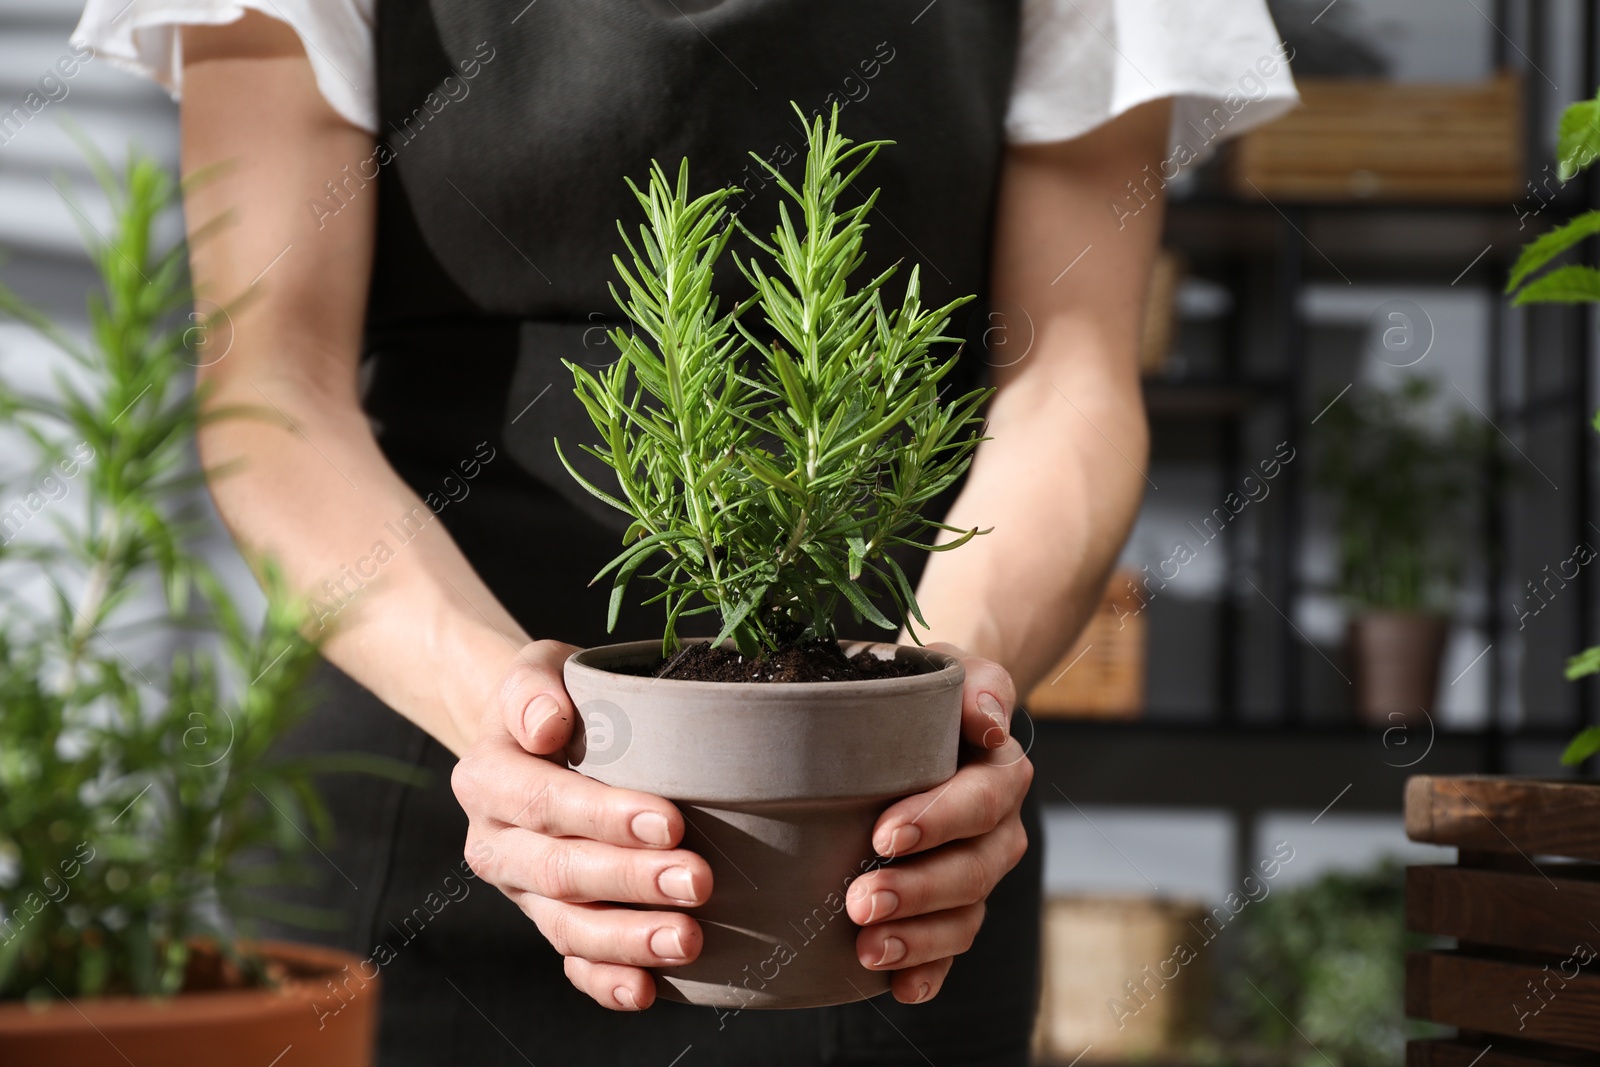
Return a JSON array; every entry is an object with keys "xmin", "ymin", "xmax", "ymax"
[{"xmin": 1028, "ymin": 5, "xmax": 1600, "ymax": 879}]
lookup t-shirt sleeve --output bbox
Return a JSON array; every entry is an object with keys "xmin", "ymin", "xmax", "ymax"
[
  {"xmin": 70, "ymin": 0, "xmax": 377, "ymax": 132},
  {"xmin": 1006, "ymin": 0, "xmax": 1299, "ymax": 157}
]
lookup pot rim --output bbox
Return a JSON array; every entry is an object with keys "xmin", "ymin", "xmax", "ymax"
[
  {"xmin": 1348, "ymin": 609, "xmax": 1451, "ymax": 623},
  {"xmin": 566, "ymin": 637, "xmax": 964, "ymax": 695},
  {"xmin": 0, "ymin": 939, "xmax": 371, "ymax": 1031}
]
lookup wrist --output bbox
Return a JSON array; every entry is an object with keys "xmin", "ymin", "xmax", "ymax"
[{"xmin": 431, "ymin": 607, "xmax": 534, "ymax": 755}]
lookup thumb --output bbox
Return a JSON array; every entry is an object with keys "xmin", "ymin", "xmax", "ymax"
[
  {"xmin": 496, "ymin": 640, "xmax": 583, "ymax": 756},
  {"xmin": 927, "ymin": 641, "xmax": 1017, "ymax": 750}
]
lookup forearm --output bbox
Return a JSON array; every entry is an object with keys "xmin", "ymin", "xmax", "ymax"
[
  {"xmin": 177, "ymin": 18, "xmax": 528, "ymax": 755},
  {"xmin": 199, "ymin": 370, "xmax": 526, "ymax": 754},
  {"xmin": 909, "ymin": 103, "xmax": 1168, "ymax": 693},
  {"xmin": 912, "ymin": 354, "xmax": 1147, "ymax": 693}
]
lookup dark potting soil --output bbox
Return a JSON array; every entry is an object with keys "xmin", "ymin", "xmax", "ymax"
[{"xmin": 638, "ymin": 640, "xmax": 927, "ymax": 683}]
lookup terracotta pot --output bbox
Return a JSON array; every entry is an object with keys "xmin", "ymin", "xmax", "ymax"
[
  {"xmin": 0, "ymin": 940, "xmax": 378, "ymax": 1067},
  {"xmin": 564, "ymin": 640, "xmax": 963, "ymax": 1010},
  {"xmin": 1348, "ymin": 611, "xmax": 1449, "ymax": 727}
]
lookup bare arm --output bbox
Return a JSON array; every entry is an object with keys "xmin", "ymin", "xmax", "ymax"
[
  {"xmin": 912, "ymin": 100, "xmax": 1169, "ymax": 694},
  {"xmin": 180, "ymin": 14, "xmax": 530, "ymax": 756},
  {"xmin": 847, "ymin": 103, "xmax": 1168, "ymax": 1001},
  {"xmin": 179, "ymin": 14, "xmax": 712, "ymax": 1011}
]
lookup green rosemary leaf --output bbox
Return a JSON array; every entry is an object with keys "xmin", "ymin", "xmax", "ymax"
[{"xmin": 556, "ymin": 101, "xmax": 989, "ymax": 656}]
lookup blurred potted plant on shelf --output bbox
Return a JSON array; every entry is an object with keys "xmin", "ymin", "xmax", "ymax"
[
  {"xmin": 557, "ymin": 105, "xmax": 988, "ymax": 1008},
  {"xmin": 0, "ymin": 150, "xmax": 408, "ymax": 1066},
  {"xmin": 1510, "ymin": 84, "xmax": 1600, "ymax": 767},
  {"xmin": 1316, "ymin": 377, "xmax": 1491, "ymax": 727}
]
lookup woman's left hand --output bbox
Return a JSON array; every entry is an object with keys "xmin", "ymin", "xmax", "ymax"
[{"xmin": 848, "ymin": 642, "xmax": 1033, "ymax": 1003}]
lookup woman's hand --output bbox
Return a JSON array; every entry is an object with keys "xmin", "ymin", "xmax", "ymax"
[
  {"xmin": 450, "ymin": 640, "xmax": 713, "ymax": 1011},
  {"xmin": 849, "ymin": 643, "xmax": 1033, "ymax": 1004},
  {"xmin": 847, "ymin": 103, "xmax": 1169, "ymax": 1008}
]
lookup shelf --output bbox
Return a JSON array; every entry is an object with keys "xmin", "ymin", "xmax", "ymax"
[
  {"xmin": 1142, "ymin": 379, "xmax": 1283, "ymax": 419},
  {"xmin": 1175, "ymin": 188, "xmax": 1571, "ymax": 217},
  {"xmin": 1164, "ymin": 196, "xmax": 1528, "ymax": 279},
  {"xmin": 1021, "ymin": 718, "xmax": 1523, "ymax": 815},
  {"xmin": 1025, "ymin": 715, "xmax": 1577, "ymax": 741},
  {"xmin": 1021, "ymin": 16, "xmax": 1600, "ymax": 813}
]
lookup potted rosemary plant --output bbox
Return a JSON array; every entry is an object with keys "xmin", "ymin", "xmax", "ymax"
[
  {"xmin": 0, "ymin": 151, "xmax": 396, "ymax": 1065},
  {"xmin": 557, "ymin": 107, "xmax": 988, "ymax": 1008},
  {"xmin": 1315, "ymin": 377, "xmax": 1489, "ymax": 726}
]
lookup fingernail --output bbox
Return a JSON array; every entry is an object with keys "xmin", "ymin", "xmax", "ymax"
[
  {"xmin": 977, "ymin": 692, "xmax": 1007, "ymax": 746},
  {"xmin": 913, "ymin": 981, "xmax": 932, "ymax": 1003},
  {"xmin": 632, "ymin": 811, "xmax": 672, "ymax": 847},
  {"xmin": 650, "ymin": 926, "xmax": 686, "ymax": 960},
  {"xmin": 658, "ymin": 866, "xmax": 697, "ymax": 903},
  {"xmin": 876, "ymin": 824, "xmax": 921, "ymax": 856},
  {"xmin": 862, "ymin": 889, "xmax": 899, "ymax": 924},
  {"xmin": 873, "ymin": 936, "xmax": 907, "ymax": 968},
  {"xmin": 523, "ymin": 693, "xmax": 562, "ymax": 740},
  {"xmin": 614, "ymin": 986, "xmax": 639, "ymax": 1010}
]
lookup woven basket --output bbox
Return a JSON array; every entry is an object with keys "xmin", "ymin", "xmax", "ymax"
[
  {"xmin": 1033, "ymin": 896, "xmax": 1210, "ymax": 1064},
  {"xmin": 1139, "ymin": 250, "xmax": 1185, "ymax": 376},
  {"xmin": 1228, "ymin": 75, "xmax": 1523, "ymax": 203},
  {"xmin": 1027, "ymin": 569, "xmax": 1146, "ymax": 719}
]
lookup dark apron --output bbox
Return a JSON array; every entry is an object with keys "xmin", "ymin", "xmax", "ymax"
[{"xmin": 275, "ymin": 3, "xmax": 1044, "ymax": 1063}]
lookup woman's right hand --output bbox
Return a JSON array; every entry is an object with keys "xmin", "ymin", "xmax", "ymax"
[{"xmin": 450, "ymin": 640, "xmax": 712, "ymax": 1010}]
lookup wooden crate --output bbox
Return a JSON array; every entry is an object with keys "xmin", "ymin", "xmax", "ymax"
[
  {"xmin": 1229, "ymin": 75, "xmax": 1523, "ymax": 203},
  {"xmin": 1027, "ymin": 568, "xmax": 1146, "ymax": 719},
  {"xmin": 1404, "ymin": 776, "xmax": 1600, "ymax": 1066},
  {"xmin": 1033, "ymin": 896, "xmax": 1210, "ymax": 1064},
  {"xmin": 1139, "ymin": 250, "xmax": 1185, "ymax": 377}
]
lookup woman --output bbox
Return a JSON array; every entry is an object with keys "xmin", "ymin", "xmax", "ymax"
[{"xmin": 75, "ymin": 1, "xmax": 1294, "ymax": 1063}]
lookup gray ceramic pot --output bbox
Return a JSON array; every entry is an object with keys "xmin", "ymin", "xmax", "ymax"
[
  {"xmin": 1348, "ymin": 611, "xmax": 1448, "ymax": 727},
  {"xmin": 563, "ymin": 640, "xmax": 963, "ymax": 1010}
]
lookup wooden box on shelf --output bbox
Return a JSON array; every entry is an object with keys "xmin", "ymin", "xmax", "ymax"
[
  {"xmin": 1027, "ymin": 569, "xmax": 1146, "ymax": 719},
  {"xmin": 1139, "ymin": 250, "xmax": 1185, "ymax": 377},
  {"xmin": 1228, "ymin": 74, "xmax": 1523, "ymax": 203},
  {"xmin": 1033, "ymin": 895, "xmax": 1209, "ymax": 1064},
  {"xmin": 1404, "ymin": 775, "xmax": 1600, "ymax": 1067}
]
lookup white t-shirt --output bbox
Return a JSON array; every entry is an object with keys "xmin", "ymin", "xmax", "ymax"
[{"xmin": 71, "ymin": 0, "xmax": 1297, "ymax": 156}]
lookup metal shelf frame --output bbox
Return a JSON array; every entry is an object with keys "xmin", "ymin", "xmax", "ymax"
[{"xmin": 1033, "ymin": 5, "xmax": 1600, "ymax": 860}]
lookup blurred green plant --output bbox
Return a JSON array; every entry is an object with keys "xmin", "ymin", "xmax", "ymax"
[
  {"xmin": 1508, "ymin": 85, "xmax": 1600, "ymax": 766},
  {"xmin": 1195, "ymin": 859, "xmax": 1444, "ymax": 1067},
  {"xmin": 558, "ymin": 104, "xmax": 990, "ymax": 658},
  {"xmin": 1315, "ymin": 377, "xmax": 1493, "ymax": 613},
  {"xmin": 0, "ymin": 148, "xmax": 410, "ymax": 1001},
  {"xmin": 1555, "ymin": 404, "xmax": 1600, "ymax": 765},
  {"xmin": 1505, "ymin": 88, "xmax": 1600, "ymax": 307}
]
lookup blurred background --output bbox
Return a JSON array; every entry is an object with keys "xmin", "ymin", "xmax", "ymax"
[{"xmin": 3, "ymin": 0, "xmax": 1597, "ymax": 1063}]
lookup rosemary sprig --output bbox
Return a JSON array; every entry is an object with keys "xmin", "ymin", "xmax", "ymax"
[{"xmin": 560, "ymin": 104, "xmax": 990, "ymax": 657}]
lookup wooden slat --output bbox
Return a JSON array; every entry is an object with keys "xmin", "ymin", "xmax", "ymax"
[
  {"xmin": 1406, "ymin": 777, "xmax": 1600, "ymax": 862},
  {"xmin": 1288, "ymin": 75, "xmax": 1520, "ymax": 118},
  {"xmin": 1294, "ymin": 73, "xmax": 1518, "ymax": 99},
  {"xmin": 1409, "ymin": 1037, "xmax": 1599, "ymax": 1067},
  {"xmin": 1407, "ymin": 866, "xmax": 1600, "ymax": 955},
  {"xmin": 1407, "ymin": 952, "xmax": 1600, "ymax": 1052}
]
